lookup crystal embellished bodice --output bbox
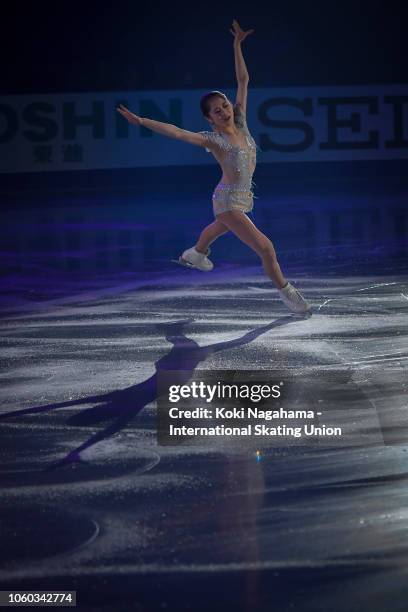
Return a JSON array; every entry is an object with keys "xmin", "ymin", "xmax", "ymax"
[{"xmin": 200, "ymin": 108, "xmax": 258, "ymax": 190}]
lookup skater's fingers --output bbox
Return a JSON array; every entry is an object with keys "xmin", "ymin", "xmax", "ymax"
[
  {"xmin": 117, "ymin": 109, "xmax": 131, "ymax": 119},
  {"xmin": 117, "ymin": 108, "xmax": 142, "ymax": 125},
  {"xmin": 241, "ymin": 29, "xmax": 255, "ymax": 42}
]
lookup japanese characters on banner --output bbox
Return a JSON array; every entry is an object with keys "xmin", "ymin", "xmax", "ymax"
[{"xmin": 1, "ymin": 86, "xmax": 407, "ymax": 173}]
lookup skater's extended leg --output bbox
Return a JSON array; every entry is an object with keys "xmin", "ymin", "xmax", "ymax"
[
  {"xmin": 195, "ymin": 219, "xmax": 229, "ymax": 253},
  {"xmin": 217, "ymin": 210, "xmax": 286, "ymax": 287},
  {"xmin": 216, "ymin": 210, "xmax": 310, "ymax": 313}
]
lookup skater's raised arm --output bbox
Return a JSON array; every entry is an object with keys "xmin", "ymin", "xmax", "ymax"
[
  {"xmin": 116, "ymin": 104, "xmax": 218, "ymax": 151},
  {"xmin": 230, "ymin": 19, "xmax": 254, "ymax": 115}
]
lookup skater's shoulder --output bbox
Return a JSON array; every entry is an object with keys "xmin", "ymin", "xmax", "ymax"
[{"xmin": 198, "ymin": 130, "xmax": 229, "ymax": 153}]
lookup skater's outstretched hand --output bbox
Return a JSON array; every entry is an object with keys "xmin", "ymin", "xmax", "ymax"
[
  {"xmin": 116, "ymin": 104, "xmax": 143, "ymax": 126},
  {"xmin": 230, "ymin": 18, "xmax": 254, "ymax": 45}
]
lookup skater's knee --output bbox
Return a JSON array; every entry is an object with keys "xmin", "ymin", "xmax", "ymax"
[
  {"xmin": 200, "ymin": 221, "xmax": 228, "ymax": 241},
  {"xmin": 257, "ymin": 238, "xmax": 276, "ymax": 259},
  {"xmin": 215, "ymin": 218, "xmax": 228, "ymax": 230}
]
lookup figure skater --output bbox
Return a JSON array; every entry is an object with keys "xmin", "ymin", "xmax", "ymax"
[{"xmin": 117, "ymin": 19, "xmax": 310, "ymax": 314}]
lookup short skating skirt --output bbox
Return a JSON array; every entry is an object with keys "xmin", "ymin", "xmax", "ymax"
[{"xmin": 212, "ymin": 183, "xmax": 254, "ymax": 217}]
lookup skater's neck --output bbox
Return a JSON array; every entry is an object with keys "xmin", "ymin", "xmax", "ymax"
[{"xmin": 217, "ymin": 127, "xmax": 239, "ymax": 136}]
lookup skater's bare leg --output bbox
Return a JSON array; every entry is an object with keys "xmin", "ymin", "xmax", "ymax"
[
  {"xmin": 195, "ymin": 220, "xmax": 229, "ymax": 253},
  {"xmin": 216, "ymin": 210, "xmax": 287, "ymax": 289}
]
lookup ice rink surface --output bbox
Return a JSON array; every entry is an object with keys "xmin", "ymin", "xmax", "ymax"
[{"xmin": 1, "ymin": 250, "xmax": 408, "ymax": 611}]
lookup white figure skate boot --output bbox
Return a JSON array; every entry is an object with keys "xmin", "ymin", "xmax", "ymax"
[
  {"xmin": 278, "ymin": 282, "xmax": 311, "ymax": 314},
  {"xmin": 179, "ymin": 246, "xmax": 214, "ymax": 271}
]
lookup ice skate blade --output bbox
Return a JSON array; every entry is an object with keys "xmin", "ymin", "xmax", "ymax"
[
  {"xmin": 171, "ymin": 258, "xmax": 196, "ymax": 269},
  {"xmin": 291, "ymin": 308, "xmax": 313, "ymax": 318}
]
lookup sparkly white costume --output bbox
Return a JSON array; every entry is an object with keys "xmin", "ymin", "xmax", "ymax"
[{"xmin": 200, "ymin": 106, "xmax": 259, "ymax": 216}]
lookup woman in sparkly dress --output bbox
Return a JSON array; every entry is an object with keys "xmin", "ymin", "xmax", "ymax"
[{"xmin": 117, "ymin": 19, "xmax": 310, "ymax": 314}]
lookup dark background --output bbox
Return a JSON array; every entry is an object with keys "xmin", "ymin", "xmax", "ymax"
[{"xmin": 2, "ymin": 1, "xmax": 406, "ymax": 94}]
